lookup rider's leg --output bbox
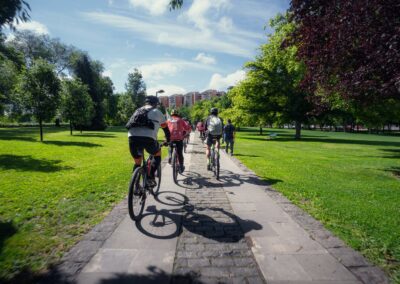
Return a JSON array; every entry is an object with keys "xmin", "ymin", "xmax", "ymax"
[
  {"xmin": 150, "ymin": 150, "xmax": 161, "ymax": 179},
  {"xmin": 129, "ymin": 137, "xmax": 143, "ymax": 172},
  {"xmin": 168, "ymin": 143, "xmax": 173, "ymax": 164},
  {"xmin": 230, "ymin": 139, "xmax": 234, "ymax": 155},
  {"xmin": 177, "ymin": 140, "xmax": 185, "ymax": 172}
]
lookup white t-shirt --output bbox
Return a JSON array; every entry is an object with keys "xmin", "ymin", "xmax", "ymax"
[{"xmin": 128, "ymin": 105, "xmax": 166, "ymax": 140}]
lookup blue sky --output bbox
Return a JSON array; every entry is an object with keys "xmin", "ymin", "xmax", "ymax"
[{"xmin": 11, "ymin": 0, "xmax": 290, "ymax": 95}]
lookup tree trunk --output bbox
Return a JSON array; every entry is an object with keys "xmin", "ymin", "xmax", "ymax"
[
  {"xmin": 259, "ymin": 125, "xmax": 263, "ymax": 135},
  {"xmin": 70, "ymin": 121, "xmax": 73, "ymax": 135},
  {"xmin": 295, "ymin": 121, "xmax": 301, "ymax": 139},
  {"xmin": 39, "ymin": 118, "xmax": 43, "ymax": 142}
]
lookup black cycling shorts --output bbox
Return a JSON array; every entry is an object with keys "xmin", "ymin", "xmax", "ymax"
[
  {"xmin": 206, "ymin": 134, "xmax": 222, "ymax": 147},
  {"xmin": 129, "ymin": 136, "xmax": 160, "ymax": 159}
]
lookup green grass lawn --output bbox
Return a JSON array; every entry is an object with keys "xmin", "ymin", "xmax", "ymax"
[
  {"xmin": 0, "ymin": 126, "xmax": 168, "ymax": 282},
  {"xmin": 234, "ymin": 128, "xmax": 400, "ymax": 282}
]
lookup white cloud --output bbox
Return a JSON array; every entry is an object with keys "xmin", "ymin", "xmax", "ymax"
[
  {"xmin": 184, "ymin": 0, "xmax": 229, "ymax": 32},
  {"xmin": 108, "ymin": 0, "xmax": 114, "ymax": 6},
  {"xmin": 102, "ymin": 70, "xmax": 112, "ymax": 78},
  {"xmin": 135, "ymin": 59, "xmax": 217, "ymax": 81},
  {"xmin": 82, "ymin": 12, "xmax": 256, "ymax": 57},
  {"xmin": 148, "ymin": 85, "xmax": 187, "ymax": 96},
  {"xmin": 194, "ymin": 53, "xmax": 216, "ymax": 65},
  {"xmin": 129, "ymin": 0, "xmax": 170, "ymax": 15},
  {"xmin": 208, "ymin": 70, "xmax": 246, "ymax": 90},
  {"xmin": 15, "ymin": 20, "xmax": 49, "ymax": 35},
  {"xmin": 137, "ymin": 62, "xmax": 180, "ymax": 80}
]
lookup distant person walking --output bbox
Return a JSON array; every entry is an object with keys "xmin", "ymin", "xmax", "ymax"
[{"xmin": 223, "ymin": 119, "xmax": 235, "ymax": 156}]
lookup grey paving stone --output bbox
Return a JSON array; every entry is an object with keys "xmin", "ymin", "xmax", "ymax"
[{"xmin": 349, "ymin": 266, "xmax": 390, "ymax": 284}]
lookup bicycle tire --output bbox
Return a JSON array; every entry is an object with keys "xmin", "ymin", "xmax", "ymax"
[
  {"xmin": 128, "ymin": 167, "xmax": 146, "ymax": 221},
  {"xmin": 172, "ymin": 148, "xmax": 178, "ymax": 184},
  {"xmin": 216, "ymin": 151, "xmax": 220, "ymax": 180},
  {"xmin": 152, "ymin": 163, "xmax": 161, "ymax": 196}
]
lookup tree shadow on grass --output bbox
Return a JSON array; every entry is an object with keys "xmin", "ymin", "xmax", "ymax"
[
  {"xmin": 74, "ymin": 133, "xmax": 116, "ymax": 138},
  {"xmin": 42, "ymin": 141, "xmax": 102, "ymax": 147},
  {"xmin": 233, "ymin": 153, "xmax": 261, "ymax": 158},
  {"xmin": 0, "ymin": 135, "xmax": 37, "ymax": 142},
  {"xmin": 384, "ymin": 167, "xmax": 400, "ymax": 179},
  {"xmin": 0, "ymin": 154, "xmax": 73, "ymax": 172},
  {"xmin": 0, "ymin": 221, "xmax": 17, "ymax": 254},
  {"xmin": 380, "ymin": 148, "xmax": 400, "ymax": 159},
  {"xmin": 242, "ymin": 135, "xmax": 400, "ymax": 147}
]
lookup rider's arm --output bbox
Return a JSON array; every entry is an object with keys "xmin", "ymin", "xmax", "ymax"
[{"xmin": 161, "ymin": 123, "xmax": 171, "ymax": 142}]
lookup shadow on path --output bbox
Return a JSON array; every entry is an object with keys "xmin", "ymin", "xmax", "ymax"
[
  {"xmin": 175, "ymin": 170, "xmax": 282, "ymax": 190},
  {"xmin": 135, "ymin": 191, "xmax": 262, "ymax": 243},
  {"xmin": 0, "ymin": 154, "xmax": 73, "ymax": 172}
]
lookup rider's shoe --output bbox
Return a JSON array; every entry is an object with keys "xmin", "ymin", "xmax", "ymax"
[{"xmin": 179, "ymin": 165, "xmax": 185, "ymax": 173}]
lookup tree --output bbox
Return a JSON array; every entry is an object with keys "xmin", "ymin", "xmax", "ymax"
[
  {"xmin": 232, "ymin": 14, "xmax": 312, "ymax": 139},
  {"xmin": 116, "ymin": 94, "xmax": 135, "ymax": 125},
  {"xmin": 9, "ymin": 31, "xmax": 77, "ymax": 75},
  {"xmin": 71, "ymin": 53, "xmax": 107, "ymax": 130},
  {"xmin": 61, "ymin": 79, "xmax": 94, "ymax": 135},
  {"xmin": 125, "ymin": 69, "xmax": 146, "ymax": 109},
  {"xmin": 290, "ymin": 0, "xmax": 400, "ymax": 105},
  {"xmin": 0, "ymin": 0, "xmax": 30, "ymax": 31},
  {"xmin": 18, "ymin": 59, "xmax": 61, "ymax": 141},
  {"xmin": 0, "ymin": 59, "xmax": 19, "ymax": 115}
]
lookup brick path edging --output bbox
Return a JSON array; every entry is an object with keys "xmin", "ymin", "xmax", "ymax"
[{"xmin": 226, "ymin": 153, "xmax": 390, "ymax": 284}]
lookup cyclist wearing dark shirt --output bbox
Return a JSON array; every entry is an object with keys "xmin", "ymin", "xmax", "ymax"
[{"xmin": 223, "ymin": 119, "xmax": 235, "ymax": 156}]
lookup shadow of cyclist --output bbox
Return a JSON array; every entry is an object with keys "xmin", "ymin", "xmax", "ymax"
[{"xmin": 136, "ymin": 201, "xmax": 262, "ymax": 243}]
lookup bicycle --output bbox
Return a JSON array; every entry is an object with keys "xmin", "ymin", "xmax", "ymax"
[
  {"xmin": 183, "ymin": 134, "xmax": 189, "ymax": 153},
  {"xmin": 128, "ymin": 145, "xmax": 164, "ymax": 221},
  {"xmin": 170, "ymin": 141, "xmax": 181, "ymax": 184},
  {"xmin": 209, "ymin": 138, "xmax": 220, "ymax": 179}
]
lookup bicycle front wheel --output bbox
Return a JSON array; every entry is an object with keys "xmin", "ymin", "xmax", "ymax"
[
  {"xmin": 215, "ymin": 152, "xmax": 220, "ymax": 180},
  {"xmin": 152, "ymin": 163, "xmax": 161, "ymax": 196},
  {"xmin": 172, "ymin": 149, "xmax": 179, "ymax": 184},
  {"xmin": 128, "ymin": 168, "xmax": 146, "ymax": 221}
]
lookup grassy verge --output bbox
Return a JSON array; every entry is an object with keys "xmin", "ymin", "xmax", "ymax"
[
  {"xmin": 0, "ymin": 126, "xmax": 167, "ymax": 282},
  {"xmin": 233, "ymin": 128, "xmax": 400, "ymax": 282}
]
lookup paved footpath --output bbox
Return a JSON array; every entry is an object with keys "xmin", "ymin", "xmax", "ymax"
[{"xmin": 48, "ymin": 132, "xmax": 389, "ymax": 284}]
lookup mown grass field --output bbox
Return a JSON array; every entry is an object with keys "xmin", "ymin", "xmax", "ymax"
[
  {"xmin": 234, "ymin": 128, "xmax": 400, "ymax": 282},
  {"xmin": 0, "ymin": 126, "xmax": 168, "ymax": 282}
]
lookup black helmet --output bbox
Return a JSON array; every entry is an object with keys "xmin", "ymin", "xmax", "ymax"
[
  {"xmin": 145, "ymin": 95, "xmax": 159, "ymax": 106},
  {"xmin": 210, "ymin": 107, "xmax": 218, "ymax": 115},
  {"xmin": 171, "ymin": 109, "xmax": 179, "ymax": 116}
]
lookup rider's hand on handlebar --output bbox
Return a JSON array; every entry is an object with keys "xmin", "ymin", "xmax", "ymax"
[{"xmin": 162, "ymin": 141, "xmax": 169, "ymax": 146}]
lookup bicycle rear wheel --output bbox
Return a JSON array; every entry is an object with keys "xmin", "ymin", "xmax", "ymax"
[
  {"xmin": 172, "ymin": 149, "xmax": 179, "ymax": 184},
  {"xmin": 128, "ymin": 168, "xmax": 146, "ymax": 221},
  {"xmin": 215, "ymin": 152, "xmax": 220, "ymax": 180},
  {"xmin": 152, "ymin": 163, "xmax": 161, "ymax": 196}
]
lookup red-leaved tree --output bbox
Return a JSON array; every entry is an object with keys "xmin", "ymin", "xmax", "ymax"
[{"xmin": 290, "ymin": 0, "xmax": 400, "ymax": 105}]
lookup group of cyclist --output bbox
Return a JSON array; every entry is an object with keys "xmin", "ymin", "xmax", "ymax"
[{"xmin": 126, "ymin": 95, "xmax": 235, "ymax": 188}]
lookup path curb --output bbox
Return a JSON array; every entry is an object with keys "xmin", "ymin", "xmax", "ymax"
[
  {"xmin": 39, "ymin": 159, "xmax": 169, "ymax": 283},
  {"xmin": 225, "ymin": 152, "xmax": 390, "ymax": 284}
]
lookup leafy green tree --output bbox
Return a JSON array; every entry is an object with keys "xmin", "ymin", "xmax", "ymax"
[
  {"xmin": 0, "ymin": 59, "xmax": 19, "ymax": 115},
  {"xmin": 0, "ymin": 0, "xmax": 30, "ymax": 31},
  {"xmin": 125, "ymin": 69, "xmax": 146, "ymax": 109},
  {"xmin": 71, "ymin": 53, "xmax": 106, "ymax": 130},
  {"xmin": 116, "ymin": 94, "xmax": 135, "ymax": 125},
  {"xmin": 7, "ymin": 31, "xmax": 76, "ymax": 75},
  {"xmin": 61, "ymin": 79, "xmax": 94, "ymax": 135},
  {"xmin": 231, "ymin": 14, "xmax": 312, "ymax": 139},
  {"xmin": 18, "ymin": 59, "xmax": 61, "ymax": 141}
]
